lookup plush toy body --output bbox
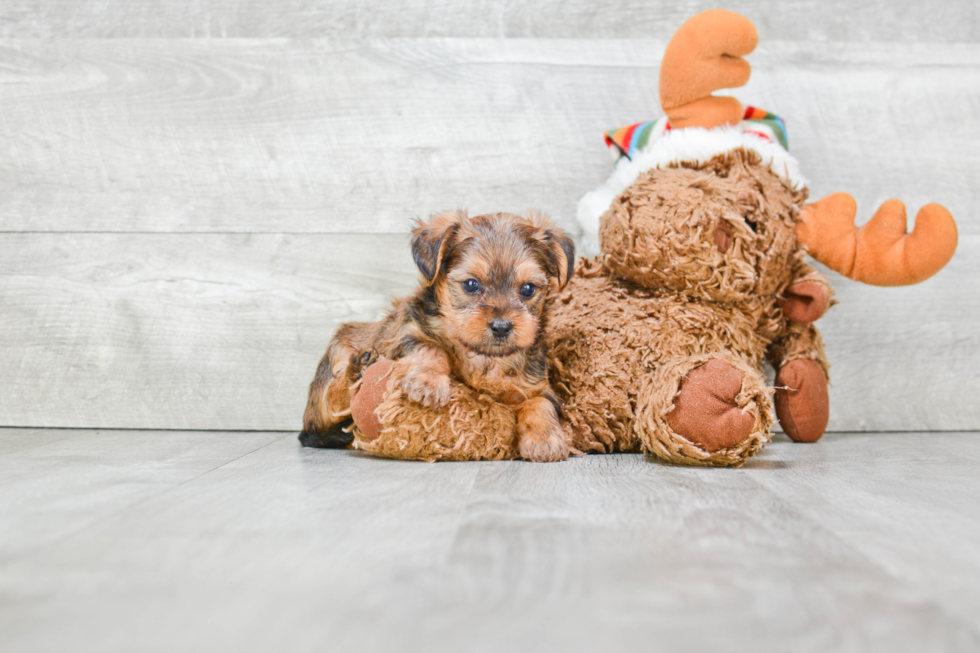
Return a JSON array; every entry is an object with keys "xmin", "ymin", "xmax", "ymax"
[
  {"xmin": 545, "ymin": 10, "xmax": 956, "ymax": 466},
  {"xmin": 346, "ymin": 10, "xmax": 957, "ymax": 466},
  {"xmin": 550, "ymin": 145, "xmax": 826, "ymax": 465},
  {"xmin": 554, "ymin": 171, "xmax": 947, "ymax": 465}
]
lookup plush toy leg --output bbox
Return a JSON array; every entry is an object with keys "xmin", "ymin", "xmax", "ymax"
[
  {"xmin": 634, "ymin": 354, "xmax": 773, "ymax": 467},
  {"xmin": 350, "ymin": 358, "xmax": 522, "ymax": 461},
  {"xmin": 768, "ymin": 322, "xmax": 831, "ymax": 443},
  {"xmin": 667, "ymin": 360, "xmax": 757, "ymax": 451},
  {"xmin": 774, "ymin": 359, "xmax": 830, "ymax": 442}
]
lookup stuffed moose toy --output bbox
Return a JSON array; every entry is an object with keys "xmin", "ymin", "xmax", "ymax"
[{"xmin": 312, "ymin": 9, "xmax": 958, "ymax": 466}]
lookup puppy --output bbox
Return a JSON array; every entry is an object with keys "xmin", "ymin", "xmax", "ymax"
[{"xmin": 299, "ymin": 210, "xmax": 575, "ymax": 462}]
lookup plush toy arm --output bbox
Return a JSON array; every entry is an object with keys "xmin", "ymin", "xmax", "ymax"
[
  {"xmin": 350, "ymin": 358, "xmax": 522, "ymax": 461},
  {"xmin": 776, "ymin": 255, "xmax": 836, "ymax": 324},
  {"xmin": 769, "ymin": 322, "xmax": 829, "ymax": 377},
  {"xmin": 768, "ymin": 323, "xmax": 830, "ymax": 443}
]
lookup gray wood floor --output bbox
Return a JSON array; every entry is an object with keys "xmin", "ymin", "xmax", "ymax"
[{"xmin": 1, "ymin": 427, "xmax": 979, "ymax": 652}]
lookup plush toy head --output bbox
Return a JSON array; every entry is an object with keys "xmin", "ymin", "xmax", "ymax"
[
  {"xmin": 600, "ymin": 154, "xmax": 804, "ymax": 303},
  {"xmin": 581, "ymin": 9, "xmax": 957, "ymax": 289}
]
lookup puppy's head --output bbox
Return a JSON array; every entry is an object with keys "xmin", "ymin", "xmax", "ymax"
[{"xmin": 411, "ymin": 210, "xmax": 575, "ymax": 357}]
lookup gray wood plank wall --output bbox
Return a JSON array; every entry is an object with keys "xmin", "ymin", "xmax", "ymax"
[
  {"xmin": 1, "ymin": 2, "xmax": 978, "ymax": 431},
  {"xmin": 3, "ymin": 1, "xmax": 979, "ymax": 40}
]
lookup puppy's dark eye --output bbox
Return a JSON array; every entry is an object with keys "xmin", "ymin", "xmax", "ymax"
[
  {"xmin": 519, "ymin": 283, "xmax": 536, "ymax": 298},
  {"xmin": 462, "ymin": 279, "xmax": 482, "ymax": 295}
]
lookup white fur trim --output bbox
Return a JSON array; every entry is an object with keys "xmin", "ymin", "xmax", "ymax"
[{"xmin": 577, "ymin": 126, "xmax": 808, "ymax": 256}]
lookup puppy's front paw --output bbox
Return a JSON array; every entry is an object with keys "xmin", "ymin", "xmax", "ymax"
[
  {"xmin": 400, "ymin": 369, "xmax": 451, "ymax": 409},
  {"xmin": 518, "ymin": 424, "xmax": 569, "ymax": 463}
]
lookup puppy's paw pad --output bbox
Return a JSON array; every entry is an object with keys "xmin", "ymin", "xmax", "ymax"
[
  {"xmin": 400, "ymin": 372, "xmax": 451, "ymax": 409},
  {"xmin": 518, "ymin": 428, "xmax": 569, "ymax": 463}
]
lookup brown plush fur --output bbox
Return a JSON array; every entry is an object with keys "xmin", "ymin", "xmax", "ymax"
[
  {"xmin": 352, "ymin": 359, "xmax": 521, "ymax": 461},
  {"xmin": 300, "ymin": 210, "xmax": 576, "ymax": 462},
  {"xmin": 546, "ymin": 149, "xmax": 831, "ymax": 466}
]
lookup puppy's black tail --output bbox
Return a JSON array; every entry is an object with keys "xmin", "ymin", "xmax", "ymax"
[{"xmin": 298, "ymin": 418, "xmax": 355, "ymax": 449}]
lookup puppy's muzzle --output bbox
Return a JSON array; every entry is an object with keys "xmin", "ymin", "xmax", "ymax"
[{"xmin": 489, "ymin": 318, "xmax": 514, "ymax": 339}]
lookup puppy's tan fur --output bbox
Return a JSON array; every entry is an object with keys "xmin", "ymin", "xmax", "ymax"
[{"xmin": 300, "ymin": 210, "xmax": 575, "ymax": 462}]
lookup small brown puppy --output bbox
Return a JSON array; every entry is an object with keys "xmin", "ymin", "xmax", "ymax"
[{"xmin": 299, "ymin": 210, "xmax": 575, "ymax": 462}]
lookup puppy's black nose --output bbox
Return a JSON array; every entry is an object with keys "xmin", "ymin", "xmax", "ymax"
[{"xmin": 489, "ymin": 319, "xmax": 513, "ymax": 339}]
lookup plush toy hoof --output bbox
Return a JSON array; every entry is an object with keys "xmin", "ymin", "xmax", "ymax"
[
  {"xmin": 777, "ymin": 280, "xmax": 830, "ymax": 324},
  {"xmin": 667, "ymin": 359, "xmax": 756, "ymax": 452},
  {"xmin": 350, "ymin": 358, "xmax": 394, "ymax": 442},
  {"xmin": 774, "ymin": 359, "xmax": 829, "ymax": 442}
]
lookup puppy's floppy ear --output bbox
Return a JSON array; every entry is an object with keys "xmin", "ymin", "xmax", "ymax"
[
  {"xmin": 527, "ymin": 210, "xmax": 576, "ymax": 290},
  {"xmin": 411, "ymin": 210, "xmax": 465, "ymax": 286}
]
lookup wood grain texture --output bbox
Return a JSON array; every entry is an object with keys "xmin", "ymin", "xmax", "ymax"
[
  {"xmin": 0, "ymin": 30, "xmax": 977, "ymax": 431},
  {"xmin": 0, "ymin": 234, "xmax": 976, "ymax": 431},
  {"xmin": 0, "ymin": 233, "xmax": 418, "ymax": 430},
  {"xmin": 0, "ymin": 39, "xmax": 977, "ymax": 236},
  {"xmin": 815, "ymin": 237, "xmax": 980, "ymax": 431},
  {"xmin": 0, "ymin": 429, "xmax": 285, "ymax": 559},
  {"xmin": 1, "ymin": 0, "xmax": 977, "ymax": 40},
  {"xmin": 1, "ymin": 428, "xmax": 978, "ymax": 652}
]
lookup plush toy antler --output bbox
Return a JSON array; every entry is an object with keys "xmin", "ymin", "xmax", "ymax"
[
  {"xmin": 797, "ymin": 194, "xmax": 958, "ymax": 286},
  {"xmin": 659, "ymin": 9, "xmax": 757, "ymax": 129}
]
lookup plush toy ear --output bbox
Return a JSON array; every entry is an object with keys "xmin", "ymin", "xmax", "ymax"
[
  {"xmin": 410, "ymin": 210, "xmax": 465, "ymax": 285},
  {"xmin": 526, "ymin": 210, "xmax": 576, "ymax": 290}
]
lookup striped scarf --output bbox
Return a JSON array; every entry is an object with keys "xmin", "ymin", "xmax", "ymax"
[{"xmin": 604, "ymin": 106, "xmax": 789, "ymax": 160}]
